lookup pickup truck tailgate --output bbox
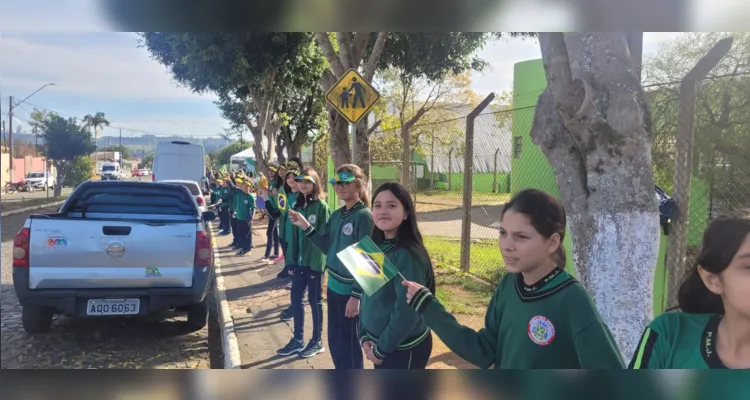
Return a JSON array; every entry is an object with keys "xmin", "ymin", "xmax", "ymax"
[{"xmin": 28, "ymin": 219, "xmax": 197, "ymax": 289}]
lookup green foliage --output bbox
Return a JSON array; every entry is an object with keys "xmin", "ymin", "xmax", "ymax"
[
  {"xmin": 43, "ymin": 115, "xmax": 96, "ymax": 161},
  {"xmin": 215, "ymin": 141, "xmax": 252, "ymax": 167},
  {"xmin": 64, "ymin": 156, "xmax": 95, "ymax": 186}
]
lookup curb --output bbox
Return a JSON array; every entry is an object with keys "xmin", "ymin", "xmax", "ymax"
[
  {"xmin": 210, "ymin": 222, "xmax": 242, "ymax": 369},
  {"xmin": 0, "ymin": 200, "xmax": 66, "ymax": 217}
]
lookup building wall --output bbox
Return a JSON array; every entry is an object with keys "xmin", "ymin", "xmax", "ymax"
[{"xmin": 1, "ymin": 154, "xmax": 51, "ymax": 187}]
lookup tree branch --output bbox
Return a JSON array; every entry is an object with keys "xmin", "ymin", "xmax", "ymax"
[
  {"xmin": 367, "ymin": 119, "xmax": 382, "ymax": 135},
  {"xmin": 336, "ymin": 33, "xmax": 353, "ymax": 70},
  {"xmin": 352, "ymin": 32, "xmax": 372, "ymax": 66},
  {"xmin": 364, "ymin": 32, "xmax": 388, "ymax": 81},
  {"xmin": 314, "ymin": 32, "xmax": 346, "ymax": 77}
]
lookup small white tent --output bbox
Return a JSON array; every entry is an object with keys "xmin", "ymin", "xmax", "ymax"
[{"xmin": 230, "ymin": 148, "xmax": 256, "ymax": 172}]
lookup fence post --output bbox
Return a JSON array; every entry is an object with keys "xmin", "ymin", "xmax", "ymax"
[
  {"xmin": 666, "ymin": 38, "xmax": 732, "ymax": 309},
  {"xmin": 448, "ymin": 148, "xmax": 453, "ymax": 191},
  {"xmin": 460, "ymin": 93, "xmax": 495, "ymax": 273},
  {"xmin": 493, "ymin": 148, "xmax": 500, "ymax": 193},
  {"xmin": 430, "ymin": 135, "xmax": 435, "ymax": 190}
]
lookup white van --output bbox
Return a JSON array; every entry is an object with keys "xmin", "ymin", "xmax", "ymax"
[
  {"xmin": 152, "ymin": 141, "xmax": 206, "ymax": 184},
  {"xmin": 100, "ymin": 162, "xmax": 124, "ymax": 180}
]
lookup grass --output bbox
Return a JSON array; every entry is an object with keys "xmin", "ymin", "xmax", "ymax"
[
  {"xmin": 424, "ymin": 235, "xmax": 506, "ymax": 286},
  {"xmin": 433, "ymin": 264, "xmax": 494, "ymax": 316},
  {"xmin": 0, "ymin": 196, "xmax": 66, "ymax": 212}
]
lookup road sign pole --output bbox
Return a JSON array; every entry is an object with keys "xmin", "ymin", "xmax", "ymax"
[{"xmin": 350, "ymin": 122, "xmax": 357, "ymax": 165}]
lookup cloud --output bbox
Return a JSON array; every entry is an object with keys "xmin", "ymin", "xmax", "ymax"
[
  {"xmin": 0, "ymin": 34, "xmax": 217, "ymax": 101},
  {"xmin": 471, "ymin": 36, "xmax": 542, "ymax": 95}
]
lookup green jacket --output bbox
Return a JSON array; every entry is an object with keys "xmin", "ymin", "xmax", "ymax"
[
  {"xmin": 235, "ymin": 191, "xmax": 256, "ymax": 221},
  {"xmin": 408, "ymin": 268, "xmax": 624, "ymax": 369},
  {"xmin": 218, "ymin": 186, "xmax": 232, "ymax": 208},
  {"xmin": 304, "ymin": 201, "xmax": 373, "ymax": 297},
  {"xmin": 287, "ymin": 197, "xmax": 330, "ymax": 272},
  {"xmin": 358, "ymin": 238, "xmax": 435, "ymax": 361}
]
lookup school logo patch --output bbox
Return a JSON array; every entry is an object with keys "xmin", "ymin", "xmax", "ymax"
[
  {"xmin": 342, "ymin": 222, "xmax": 354, "ymax": 236},
  {"xmin": 527, "ymin": 315, "xmax": 555, "ymax": 346},
  {"xmin": 309, "ymin": 215, "xmax": 317, "ymax": 224},
  {"xmin": 244, "ymin": 200, "xmax": 248, "ymax": 204}
]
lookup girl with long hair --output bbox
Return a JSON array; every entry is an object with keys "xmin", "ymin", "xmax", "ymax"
[
  {"xmin": 630, "ymin": 212, "xmax": 750, "ymax": 369},
  {"xmin": 276, "ymin": 167, "xmax": 330, "ymax": 359},
  {"xmin": 401, "ymin": 188, "xmax": 624, "ymax": 368},
  {"xmin": 358, "ymin": 182, "xmax": 436, "ymax": 369},
  {"xmin": 262, "ymin": 162, "xmax": 284, "ymax": 262},
  {"xmin": 289, "ymin": 164, "xmax": 373, "ymax": 369}
]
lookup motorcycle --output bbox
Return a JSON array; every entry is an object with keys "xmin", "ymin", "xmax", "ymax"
[{"xmin": 4, "ymin": 180, "xmax": 35, "ymax": 194}]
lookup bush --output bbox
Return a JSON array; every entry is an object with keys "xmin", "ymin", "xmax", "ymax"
[{"xmin": 63, "ymin": 156, "xmax": 95, "ymax": 187}]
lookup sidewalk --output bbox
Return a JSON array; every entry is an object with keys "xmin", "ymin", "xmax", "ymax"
[
  {"xmin": 215, "ymin": 213, "xmax": 480, "ymax": 370},
  {"xmin": 213, "ymin": 215, "xmax": 340, "ymax": 369}
]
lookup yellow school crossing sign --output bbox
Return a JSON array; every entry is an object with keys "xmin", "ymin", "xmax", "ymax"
[{"xmin": 325, "ymin": 69, "xmax": 380, "ymax": 124}]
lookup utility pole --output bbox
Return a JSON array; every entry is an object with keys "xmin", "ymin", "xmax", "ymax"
[
  {"xmin": 119, "ymin": 128, "xmax": 122, "ymax": 169},
  {"xmin": 34, "ymin": 125, "xmax": 38, "ymax": 156},
  {"xmin": 8, "ymin": 96, "xmax": 14, "ymax": 182}
]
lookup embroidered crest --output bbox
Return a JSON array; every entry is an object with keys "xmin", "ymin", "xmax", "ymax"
[
  {"xmin": 244, "ymin": 200, "xmax": 248, "ymax": 204},
  {"xmin": 342, "ymin": 222, "xmax": 354, "ymax": 235},
  {"xmin": 527, "ymin": 315, "xmax": 555, "ymax": 346},
  {"xmin": 309, "ymin": 215, "xmax": 317, "ymax": 224}
]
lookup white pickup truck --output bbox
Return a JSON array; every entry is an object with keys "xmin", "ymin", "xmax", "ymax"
[{"xmin": 11, "ymin": 180, "xmax": 217, "ymax": 333}]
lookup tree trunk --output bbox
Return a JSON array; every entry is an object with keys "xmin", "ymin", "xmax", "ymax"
[
  {"xmin": 356, "ymin": 121, "xmax": 372, "ymax": 194},
  {"xmin": 401, "ymin": 126, "xmax": 412, "ymax": 191},
  {"xmin": 328, "ymin": 110, "xmax": 351, "ymax": 168},
  {"xmin": 530, "ymin": 32, "xmax": 660, "ymax": 361},
  {"xmin": 54, "ymin": 162, "xmax": 65, "ymax": 197}
]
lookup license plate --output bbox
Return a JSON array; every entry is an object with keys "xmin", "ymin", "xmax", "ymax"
[{"xmin": 86, "ymin": 298, "xmax": 140, "ymax": 316}]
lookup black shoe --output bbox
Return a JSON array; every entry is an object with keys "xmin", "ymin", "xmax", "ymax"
[
  {"xmin": 299, "ymin": 341, "xmax": 325, "ymax": 358},
  {"xmin": 277, "ymin": 339, "xmax": 305, "ymax": 356},
  {"xmin": 277, "ymin": 270, "xmax": 290, "ymax": 279}
]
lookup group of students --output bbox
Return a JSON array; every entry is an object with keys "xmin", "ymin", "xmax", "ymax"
[{"xmin": 211, "ymin": 159, "xmax": 750, "ymax": 370}]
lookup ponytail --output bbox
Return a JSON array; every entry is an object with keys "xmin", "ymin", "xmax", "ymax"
[
  {"xmin": 554, "ymin": 247, "xmax": 567, "ymax": 270},
  {"xmin": 677, "ymin": 264, "xmax": 724, "ymax": 314}
]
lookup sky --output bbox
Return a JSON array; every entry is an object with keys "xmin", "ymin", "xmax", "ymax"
[{"xmin": 0, "ymin": 31, "xmax": 686, "ymax": 139}]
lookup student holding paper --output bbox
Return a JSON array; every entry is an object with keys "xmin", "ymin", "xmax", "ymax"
[
  {"xmin": 289, "ymin": 164, "xmax": 374, "ymax": 370},
  {"xmin": 401, "ymin": 189, "xmax": 624, "ymax": 369},
  {"xmin": 276, "ymin": 168, "xmax": 331, "ymax": 359},
  {"xmin": 357, "ymin": 182, "xmax": 436, "ymax": 369}
]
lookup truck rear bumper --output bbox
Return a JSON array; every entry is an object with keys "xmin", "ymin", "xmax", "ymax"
[{"xmin": 12, "ymin": 266, "xmax": 213, "ymax": 316}]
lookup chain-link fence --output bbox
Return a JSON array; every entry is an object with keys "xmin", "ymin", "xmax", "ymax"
[{"xmin": 368, "ymin": 82, "xmax": 750, "ymax": 288}]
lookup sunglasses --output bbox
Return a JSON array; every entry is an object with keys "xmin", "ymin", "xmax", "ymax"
[{"xmin": 332, "ymin": 181, "xmax": 351, "ymax": 189}]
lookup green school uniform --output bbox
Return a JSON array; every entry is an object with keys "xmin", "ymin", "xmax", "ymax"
[
  {"xmin": 218, "ymin": 186, "xmax": 232, "ymax": 208},
  {"xmin": 304, "ymin": 201, "xmax": 373, "ymax": 297},
  {"xmin": 409, "ymin": 267, "xmax": 624, "ymax": 369},
  {"xmin": 279, "ymin": 191, "xmax": 298, "ymax": 244},
  {"xmin": 234, "ymin": 191, "xmax": 255, "ymax": 221},
  {"xmin": 358, "ymin": 238, "xmax": 435, "ymax": 361},
  {"xmin": 209, "ymin": 183, "xmax": 219, "ymax": 204},
  {"xmin": 629, "ymin": 312, "xmax": 740, "ymax": 369},
  {"xmin": 287, "ymin": 198, "xmax": 330, "ymax": 272}
]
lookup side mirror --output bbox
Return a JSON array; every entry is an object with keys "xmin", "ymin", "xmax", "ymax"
[{"xmin": 202, "ymin": 211, "xmax": 217, "ymax": 221}]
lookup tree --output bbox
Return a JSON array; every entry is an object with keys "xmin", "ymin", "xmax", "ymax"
[
  {"xmin": 63, "ymin": 156, "xmax": 95, "ymax": 186},
  {"xmin": 140, "ymin": 153, "xmax": 154, "ymax": 169},
  {"xmin": 277, "ymin": 84, "xmax": 327, "ymax": 162},
  {"xmin": 529, "ymin": 33, "xmax": 660, "ymax": 360},
  {"xmin": 139, "ymin": 32, "xmax": 319, "ymax": 173},
  {"xmin": 13, "ymin": 139, "xmax": 36, "ymax": 157},
  {"xmin": 43, "ymin": 115, "xmax": 96, "ymax": 196},
  {"xmin": 645, "ymin": 32, "xmax": 749, "ymax": 202},
  {"xmin": 215, "ymin": 141, "xmax": 253, "ymax": 168},
  {"xmin": 82, "ymin": 112, "xmax": 111, "ymax": 146},
  {"xmin": 315, "ymin": 32, "xmax": 528, "ymax": 182},
  {"xmin": 374, "ymin": 69, "xmax": 479, "ymax": 190}
]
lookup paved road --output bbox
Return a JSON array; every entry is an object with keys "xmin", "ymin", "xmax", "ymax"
[{"xmin": 0, "ymin": 204, "xmax": 215, "ymax": 369}]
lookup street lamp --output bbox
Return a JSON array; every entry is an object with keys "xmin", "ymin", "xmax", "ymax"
[{"xmin": 8, "ymin": 83, "xmax": 56, "ymax": 184}]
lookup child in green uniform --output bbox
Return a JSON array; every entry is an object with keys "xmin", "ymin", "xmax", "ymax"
[
  {"xmin": 276, "ymin": 168, "xmax": 331, "ymax": 359},
  {"xmin": 630, "ymin": 212, "xmax": 750, "ymax": 369},
  {"xmin": 234, "ymin": 180, "xmax": 256, "ymax": 256},
  {"xmin": 263, "ymin": 162, "xmax": 284, "ymax": 262},
  {"xmin": 228, "ymin": 177, "xmax": 245, "ymax": 250},
  {"xmin": 402, "ymin": 188, "xmax": 624, "ymax": 369},
  {"xmin": 359, "ymin": 182, "xmax": 436, "ymax": 369},
  {"xmin": 289, "ymin": 164, "xmax": 373, "ymax": 369},
  {"xmin": 217, "ymin": 179, "xmax": 233, "ymax": 236}
]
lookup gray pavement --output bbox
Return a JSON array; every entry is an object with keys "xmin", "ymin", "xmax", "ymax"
[{"xmin": 0, "ymin": 203, "xmax": 216, "ymax": 369}]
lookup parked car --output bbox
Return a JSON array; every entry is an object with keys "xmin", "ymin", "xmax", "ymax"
[
  {"xmin": 158, "ymin": 179, "xmax": 207, "ymax": 214},
  {"xmin": 24, "ymin": 172, "xmax": 55, "ymax": 189},
  {"xmin": 11, "ymin": 180, "xmax": 217, "ymax": 334}
]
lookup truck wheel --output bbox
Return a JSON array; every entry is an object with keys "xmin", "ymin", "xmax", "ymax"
[
  {"xmin": 186, "ymin": 298, "xmax": 208, "ymax": 331},
  {"xmin": 22, "ymin": 306, "xmax": 53, "ymax": 334}
]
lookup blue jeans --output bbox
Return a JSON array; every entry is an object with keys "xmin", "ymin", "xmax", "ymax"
[
  {"xmin": 265, "ymin": 216, "xmax": 280, "ymax": 258},
  {"xmin": 327, "ymin": 289, "xmax": 363, "ymax": 369},
  {"xmin": 291, "ymin": 267, "xmax": 323, "ymax": 343}
]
